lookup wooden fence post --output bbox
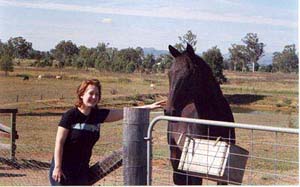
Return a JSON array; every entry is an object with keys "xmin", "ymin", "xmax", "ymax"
[
  {"xmin": 0, "ymin": 108, "xmax": 18, "ymax": 160},
  {"xmin": 123, "ymin": 107, "xmax": 149, "ymax": 185},
  {"xmin": 10, "ymin": 111, "xmax": 17, "ymax": 160}
]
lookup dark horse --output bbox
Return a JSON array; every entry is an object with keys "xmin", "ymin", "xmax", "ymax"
[{"xmin": 165, "ymin": 44, "xmax": 236, "ymax": 185}]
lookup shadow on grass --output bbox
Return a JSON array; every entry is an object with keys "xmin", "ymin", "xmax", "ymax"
[
  {"xmin": 0, "ymin": 173, "xmax": 26, "ymax": 177},
  {"xmin": 0, "ymin": 157, "xmax": 50, "ymax": 170},
  {"xmin": 225, "ymin": 94, "xmax": 266, "ymax": 105},
  {"xmin": 18, "ymin": 112, "xmax": 63, "ymax": 116}
]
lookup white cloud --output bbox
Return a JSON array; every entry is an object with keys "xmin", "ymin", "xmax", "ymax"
[
  {"xmin": 216, "ymin": 0, "xmax": 241, "ymax": 6},
  {"xmin": 101, "ymin": 18, "xmax": 112, "ymax": 24},
  {"xmin": 0, "ymin": 0, "xmax": 297, "ymax": 28}
]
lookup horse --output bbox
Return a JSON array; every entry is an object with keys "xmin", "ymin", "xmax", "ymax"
[{"xmin": 164, "ymin": 44, "xmax": 236, "ymax": 185}]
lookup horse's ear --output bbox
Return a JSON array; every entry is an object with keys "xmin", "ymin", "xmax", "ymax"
[
  {"xmin": 168, "ymin": 45, "xmax": 181, "ymax": 58},
  {"xmin": 186, "ymin": 43, "xmax": 195, "ymax": 56}
]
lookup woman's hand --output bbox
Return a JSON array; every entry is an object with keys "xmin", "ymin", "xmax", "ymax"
[
  {"xmin": 136, "ymin": 99, "xmax": 167, "ymax": 109},
  {"xmin": 104, "ymin": 99, "xmax": 167, "ymax": 122},
  {"xmin": 52, "ymin": 166, "xmax": 65, "ymax": 183}
]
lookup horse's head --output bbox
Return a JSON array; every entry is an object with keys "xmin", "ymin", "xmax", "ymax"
[{"xmin": 165, "ymin": 43, "xmax": 210, "ymax": 117}]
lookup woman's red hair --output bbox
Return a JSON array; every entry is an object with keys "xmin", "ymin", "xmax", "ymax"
[{"xmin": 75, "ymin": 79, "xmax": 101, "ymax": 108}]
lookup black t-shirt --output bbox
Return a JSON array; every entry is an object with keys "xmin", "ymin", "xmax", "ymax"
[{"xmin": 58, "ymin": 107, "xmax": 110, "ymax": 171}]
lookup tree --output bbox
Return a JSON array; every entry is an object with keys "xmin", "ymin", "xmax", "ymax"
[
  {"xmin": 0, "ymin": 40, "xmax": 4, "ymax": 56},
  {"xmin": 0, "ymin": 54, "xmax": 13, "ymax": 76},
  {"xmin": 0, "ymin": 42, "xmax": 14, "ymax": 76},
  {"xmin": 272, "ymin": 44, "xmax": 298, "ymax": 73},
  {"xmin": 51, "ymin": 40, "xmax": 79, "ymax": 67},
  {"xmin": 0, "ymin": 40, "xmax": 14, "ymax": 57},
  {"xmin": 8, "ymin": 36, "xmax": 32, "ymax": 58},
  {"xmin": 228, "ymin": 44, "xmax": 248, "ymax": 71},
  {"xmin": 259, "ymin": 64, "xmax": 273, "ymax": 72},
  {"xmin": 111, "ymin": 48, "xmax": 143, "ymax": 72},
  {"xmin": 76, "ymin": 46, "xmax": 94, "ymax": 69},
  {"xmin": 155, "ymin": 54, "xmax": 173, "ymax": 73},
  {"xmin": 98, "ymin": 47, "xmax": 118, "ymax": 71},
  {"xmin": 175, "ymin": 30, "xmax": 197, "ymax": 52},
  {"xmin": 142, "ymin": 54, "xmax": 156, "ymax": 71},
  {"xmin": 242, "ymin": 33, "xmax": 265, "ymax": 72},
  {"xmin": 93, "ymin": 43, "xmax": 112, "ymax": 70},
  {"xmin": 126, "ymin": 61, "xmax": 136, "ymax": 73},
  {"xmin": 202, "ymin": 46, "xmax": 227, "ymax": 83},
  {"xmin": 134, "ymin": 47, "xmax": 144, "ymax": 71},
  {"xmin": 28, "ymin": 49, "xmax": 43, "ymax": 60}
]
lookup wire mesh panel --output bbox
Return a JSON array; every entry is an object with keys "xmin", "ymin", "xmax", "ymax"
[
  {"xmin": 0, "ymin": 114, "xmax": 54, "ymax": 186},
  {"xmin": 0, "ymin": 113, "xmax": 123, "ymax": 185},
  {"xmin": 93, "ymin": 122, "xmax": 123, "ymax": 186},
  {"xmin": 148, "ymin": 115, "xmax": 299, "ymax": 185}
]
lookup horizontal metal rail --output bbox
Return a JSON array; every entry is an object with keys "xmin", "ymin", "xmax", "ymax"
[{"xmin": 145, "ymin": 115, "xmax": 299, "ymax": 185}]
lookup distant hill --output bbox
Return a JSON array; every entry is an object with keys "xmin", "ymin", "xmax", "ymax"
[
  {"xmin": 258, "ymin": 53, "xmax": 273, "ymax": 65},
  {"xmin": 143, "ymin": 47, "xmax": 273, "ymax": 65},
  {"xmin": 143, "ymin": 47, "xmax": 168, "ymax": 57}
]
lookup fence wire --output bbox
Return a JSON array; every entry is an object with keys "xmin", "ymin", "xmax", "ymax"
[
  {"xmin": 149, "ymin": 117, "xmax": 298, "ymax": 185},
  {"xmin": 1, "ymin": 110, "xmax": 298, "ymax": 186},
  {"xmin": 0, "ymin": 112, "xmax": 123, "ymax": 186}
]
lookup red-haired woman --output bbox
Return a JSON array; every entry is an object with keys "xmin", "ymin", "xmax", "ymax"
[{"xmin": 49, "ymin": 79, "xmax": 163, "ymax": 185}]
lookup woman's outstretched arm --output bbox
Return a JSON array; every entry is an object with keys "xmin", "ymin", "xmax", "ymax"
[{"xmin": 104, "ymin": 100, "xmax": 166, "ymax": 122}]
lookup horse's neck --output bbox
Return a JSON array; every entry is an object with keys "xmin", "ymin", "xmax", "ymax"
[
  {"xmin": 194, "ymin": 87, "xmax": 233, "ymax": 122},
  {"xmin": 194, "ymin": 99, "xmax": 216, "ymax": 119}
]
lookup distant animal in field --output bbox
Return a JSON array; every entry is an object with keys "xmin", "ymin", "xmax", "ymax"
[
  {"xmin": 55, "ymin": 75, "xmax": 62, "ymax": 80},
  {"xmin": 38, "ymin": 75, "xmax": 43, "ymax": 80},
  {"xmin": 23, "ymin": 75, "xmax": 29, "ymax": 80},
  {"xmin": 165, "ymin": 44, "xmax": 235, "ymax": 185},
  {"xmin": 150, "ymin": 83, "xmax": 155, "ymax": 89}
]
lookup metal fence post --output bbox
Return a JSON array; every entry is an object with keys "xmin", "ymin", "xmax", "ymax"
[{"xmin": 123, "ymin": 107, "xmax": 149, "ymax": 185}]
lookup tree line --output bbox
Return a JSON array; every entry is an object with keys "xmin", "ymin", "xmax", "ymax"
[{"xmin": 0, "ymin": 31, "xmax": 298, "ymax": 82}]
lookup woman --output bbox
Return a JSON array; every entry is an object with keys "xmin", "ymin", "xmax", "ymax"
[{"xmin": 49, "ymin": 79, "xmax": 163, "ymax": 185}]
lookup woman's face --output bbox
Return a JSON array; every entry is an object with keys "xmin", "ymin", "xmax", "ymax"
[{"xmin": 81, "ymin": 84, "xmax": 100, "ymax": 108}]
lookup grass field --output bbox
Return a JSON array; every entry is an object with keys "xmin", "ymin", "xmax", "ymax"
[
  {"xmin": 0, "ymin": 67, "xmax": 298, "ymax": 185},
  {"xmin": 0, "ymin": 67, "xmax": 298, "ymax": 113}
]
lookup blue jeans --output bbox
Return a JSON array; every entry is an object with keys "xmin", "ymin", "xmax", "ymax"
[{"xmin": 49, "ymin": 159, "xmax": 89, "ymax": 186}]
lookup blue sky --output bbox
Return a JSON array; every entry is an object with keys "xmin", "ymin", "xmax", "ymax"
[{"xmin": 0, "ymin": 0, "xmax": 298, "ymax": 54}]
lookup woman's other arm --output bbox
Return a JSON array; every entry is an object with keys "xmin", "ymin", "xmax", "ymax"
[{"xmin": 52, "ymin": 127, "xmax": 69, "ymax": 182}]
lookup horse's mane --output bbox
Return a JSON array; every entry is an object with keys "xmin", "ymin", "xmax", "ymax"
[
  {"xmin": 183, "ymin": 51, "xmax": 224, "ymax": 102},
  {"xmin": 189, "ymin": 52, "xmax": 233, "ymax": 122}
]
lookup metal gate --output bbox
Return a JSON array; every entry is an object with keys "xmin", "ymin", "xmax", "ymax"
[{"xmin": 145, "ymin": 116, "xmax": 299, "ymax": 185}]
